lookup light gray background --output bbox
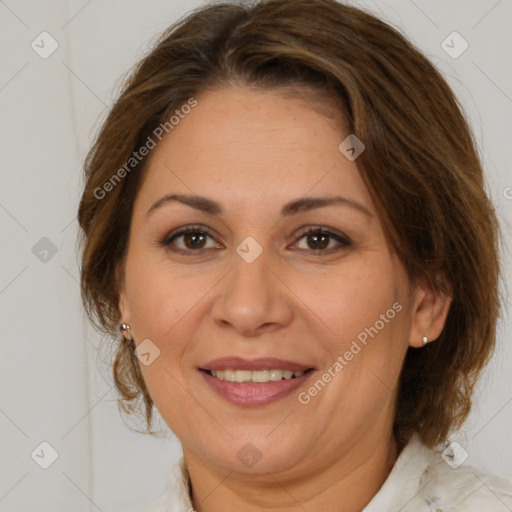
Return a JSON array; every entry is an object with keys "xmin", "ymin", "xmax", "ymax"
[{"xmin": 1, "ymin": 0, "xmax": 511, "ymax": 510}]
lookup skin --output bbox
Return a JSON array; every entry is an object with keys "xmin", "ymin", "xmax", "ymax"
[{"xmin": 118, "ymin": 84, "xmax": 451, "ymax": 512}]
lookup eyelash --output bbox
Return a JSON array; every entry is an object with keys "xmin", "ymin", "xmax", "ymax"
[{"xmin": 159, "ymin": 224, "xmax": 353, "ymax": 255}]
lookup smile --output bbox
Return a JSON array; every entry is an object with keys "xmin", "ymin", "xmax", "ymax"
[{"xmin": 205, "ymin": 368, "xmax": 307, "ymax": 383}]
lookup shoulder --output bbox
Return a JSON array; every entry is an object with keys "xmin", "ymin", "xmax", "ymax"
[
  {"xmin": 364, "ymin": 434, "xmax": 512, "ymax": 512},
  {"xmin": 406, "ymin": 435, "xmax": 512, "ymax": 511},
  {"xmin": 423, "ymin": 442, "xmax": 512, "ymax": 511}
]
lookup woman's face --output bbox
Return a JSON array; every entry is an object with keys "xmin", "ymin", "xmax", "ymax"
[{"xmin": 118, "ymin": 85, "xmax": 430, "ymax": 476}]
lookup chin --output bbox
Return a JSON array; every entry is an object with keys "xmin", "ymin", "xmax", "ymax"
[{"xmin": 203, "ymin": 434, "xmax": 309, "ymax": 475}]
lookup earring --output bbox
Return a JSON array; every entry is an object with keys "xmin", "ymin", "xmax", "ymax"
[
  {"xmin": 422, "ymin": 336, "xmax": 429, "ymax": 345},
  {"xmin": 120, "ymin": 323, "xmax": 134, "ymax": 344}
]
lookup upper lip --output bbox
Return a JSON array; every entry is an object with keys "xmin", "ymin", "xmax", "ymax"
[{"xmin": 200, "ymin": 357, "xmax": 314, "ymax": 372}]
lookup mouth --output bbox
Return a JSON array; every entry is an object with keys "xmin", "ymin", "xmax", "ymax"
[
  {"xmin": 200, "ymin": 368, "xmax": 314, "ymax": 384},
  {"xmin": 197, "ymin": 357, "xmax": 316, "ymax": 406}
]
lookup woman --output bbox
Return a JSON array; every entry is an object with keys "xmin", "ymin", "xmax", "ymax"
[{"xmin": 77, "ymin": 0, "xmax": 512, "ymax": 510}]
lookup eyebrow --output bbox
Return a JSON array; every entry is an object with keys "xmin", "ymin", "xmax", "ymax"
[{"xmin": 146, "ymin": 193, "xmax": 373, "ymax": 218}]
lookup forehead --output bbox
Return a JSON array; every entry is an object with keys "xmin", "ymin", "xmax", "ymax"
[{"xmin": 135, "ymin": 85, "xmax": 376, "ymax": 220}]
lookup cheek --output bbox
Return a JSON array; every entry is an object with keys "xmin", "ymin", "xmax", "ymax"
[
  {"xmin": 300, "ymin": 258, "xmax": 409, "ymax": 400},
  {"xmin": 124, "ymin": 249, "xmax": 202, "ymax": 339},
  {"xmin": 295, "ymin": 257, "xmax": 400, "ymax": 345}
]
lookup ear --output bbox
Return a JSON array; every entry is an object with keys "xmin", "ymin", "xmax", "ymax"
[
  {"xmin": 408, "ymin": 275, "xmax": 452, "ymax": 348},
  {"xmin": 116, "ymin": 258, "xmax": 130, "ymax": 325}
]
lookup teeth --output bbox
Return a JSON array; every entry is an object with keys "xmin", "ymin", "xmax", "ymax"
[
  {"xmin": 209, "ymin": 369, "xmax": 306, "ymax": 383},
  {"xmin": 235, "ymin": 370, "xmax": 252, "ymax": 383},
  {"xmin": 223, "ymin": 369, "xmax": 236, "ymax": 382},
  {"xmin": 253, "ymin": 370, "xmax": 270, "ymax": 382}
]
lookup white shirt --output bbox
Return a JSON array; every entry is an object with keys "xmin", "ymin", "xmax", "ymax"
[{"xmin": 134, "ymin": 434, "xmax": 512, "ymax": 511}]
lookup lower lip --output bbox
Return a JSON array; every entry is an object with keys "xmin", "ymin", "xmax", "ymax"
[{"xmin": 199, "ymin": 369, "xmax": 315, "ymax": 407}]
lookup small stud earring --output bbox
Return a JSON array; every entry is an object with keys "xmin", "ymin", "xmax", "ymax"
[
  {"xmin": 120, "ymin": 323, "xmax": 134, "ymax": 344},
  {"xmin": 422, "ymin": 336, "xmax": 429, "ymax": 345}
]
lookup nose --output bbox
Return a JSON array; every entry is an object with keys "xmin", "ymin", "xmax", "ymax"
[{"xmin": 211, "ymin": 245, "xmax": 294, "ymax": 337}]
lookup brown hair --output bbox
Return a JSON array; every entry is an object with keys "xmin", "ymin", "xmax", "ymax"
[{"xmin": 77, "ymin": 0, "xmax": 501, "ymax": 447}]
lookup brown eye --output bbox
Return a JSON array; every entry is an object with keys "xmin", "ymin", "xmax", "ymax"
[
  {"xmin": 161, "ymin": 226, "xmax": 220, "ymax": 253},
  {"xmin": 305, "ymin": 232, "xmax": 330, "ymax": 250},
  {"xmin": 160, "ymin": 225, "xmax": 352, "ymax": 256},
  {"xmin": 182, "ymin": 231, "xmax": 207, "ymax": 249},
  {"xmin": 295, "ymin": 227, "xmax": 352, "ymax": 253}
]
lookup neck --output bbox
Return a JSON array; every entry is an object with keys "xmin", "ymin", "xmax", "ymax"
[{"xmin": 184, "ymin": 430, "xmax": 398, "ymax": 512}]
